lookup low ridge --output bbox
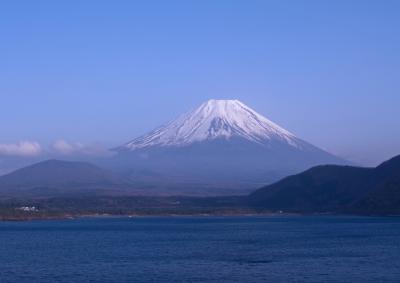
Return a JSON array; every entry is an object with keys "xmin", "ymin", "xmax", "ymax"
[
  {"xmin": 0, "ymin": 160, "xmax": 128, "ymax": 195},
  {"xmin": 249, "ymin": 155, "xmax": 400, "ymax": 214}
]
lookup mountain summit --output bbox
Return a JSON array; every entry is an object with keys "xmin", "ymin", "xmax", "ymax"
[
  {"xmin": 111, "ymin": 99, "xmax": 347, "ymax": 195},
  {"xmin": 120, "ymin": 99, "xmax": 304, "ymax": 150}
]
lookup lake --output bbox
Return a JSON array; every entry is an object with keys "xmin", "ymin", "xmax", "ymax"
[{"xmin": 1, "ymin": 216, "xmax": 400, "ymax": 282}]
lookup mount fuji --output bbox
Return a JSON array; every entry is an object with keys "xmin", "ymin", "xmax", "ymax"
[{"xmin": 110, "ymin": 99, "xmax": 347, "ymax": 195}]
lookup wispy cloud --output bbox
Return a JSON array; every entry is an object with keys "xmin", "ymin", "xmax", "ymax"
[
  {"xmin": 51, "ymin": 140, "xmax": 114, "ymax": 157},
  {"xmin": 0, "ymin": 140, "xmax": 114, "ymax": 158},
  {"xmin": 0, "ymin": 141, "xmax": 42, "ymax": 157},
  {"xmin": 52, "ymin": 140, "xmax": 79, "ymax": 155}
]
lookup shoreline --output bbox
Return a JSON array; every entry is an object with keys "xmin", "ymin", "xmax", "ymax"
[{"xmin": 1, "ymin": 211, "xmax": 397, "ymax": 222}]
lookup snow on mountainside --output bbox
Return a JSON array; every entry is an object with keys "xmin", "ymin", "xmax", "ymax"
[
  {"xmin": 108, "ymin": 99, "xmax": 347, "ymax": 194},
  {"xmin": 120, "ymin": 99, "xmax": 306, "ymax": 150}
]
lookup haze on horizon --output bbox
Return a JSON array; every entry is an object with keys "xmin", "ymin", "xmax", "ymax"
[{"xmin": 1, "ymin": 0, "xmax": 399, "ymax": 168}]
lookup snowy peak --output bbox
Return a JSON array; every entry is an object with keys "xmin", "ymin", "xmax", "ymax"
[{"xmin": 121, "ymin": 99, "xmax": 303, "ymax": 150}]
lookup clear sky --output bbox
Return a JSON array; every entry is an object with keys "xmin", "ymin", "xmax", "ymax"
[{"xmin": 1, "ymin": 0, "xmax": 399, "ymax": 165}]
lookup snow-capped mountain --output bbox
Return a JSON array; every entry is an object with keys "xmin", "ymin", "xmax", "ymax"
[
  {"xmin": 120, "ymin": 99, "xmax": 306, "ymax": 151},
  {"xmin": 111, "ymin": 99, "xmax": 347, "ymax": 195}
]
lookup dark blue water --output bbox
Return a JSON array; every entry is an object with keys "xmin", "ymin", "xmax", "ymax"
[{"xmin": 1, "ymin": 216, "xmax": 400, "ymax": 282}]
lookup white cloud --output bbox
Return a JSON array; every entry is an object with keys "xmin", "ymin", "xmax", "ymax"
[
  {"xmin": 0, "ymin": 141, "xmax": 42, "ymax": 157},
  {"xmin": 52, "ymin": 140, "xmax": 81, "ymax": 155},
  {"xmin": 51, "ymin": 140, "xmax": 114, "ymax": 157},
  {"xmin": 0, "ymin": 140, "xmax": 114, "ymax": 158}
]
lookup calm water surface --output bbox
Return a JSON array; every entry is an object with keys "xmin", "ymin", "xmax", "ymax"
[{"xmin": 1, "ymin": 216, "xmax": 400, "ymax": 282}]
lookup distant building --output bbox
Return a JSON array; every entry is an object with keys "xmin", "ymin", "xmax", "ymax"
[{"xmin": 16, "ymin": 206, "xmax": 39, "ymax": 212}]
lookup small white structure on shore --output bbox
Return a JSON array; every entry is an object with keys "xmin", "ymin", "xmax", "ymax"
[{"xmin": 16, "ymin": 206, "xmax": 39, "ymax": 212}]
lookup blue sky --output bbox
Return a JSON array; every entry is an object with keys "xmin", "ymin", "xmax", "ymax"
[{"xmin": 1, "ymin": 0, "xmax": 399, "ymax": 165}]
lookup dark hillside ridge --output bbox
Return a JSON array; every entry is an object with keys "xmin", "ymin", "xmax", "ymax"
[{"xmin": 249, "ymin": 155, "xmax": 400, "ymax": 215}]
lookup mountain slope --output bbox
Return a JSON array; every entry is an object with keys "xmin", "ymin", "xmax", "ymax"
[
  {"xmin": 249, "ymin": 165, "xmax": 372, "ymax": 212},
  {"xmin": 0, "ymin": 160, "xmax": 128, "ymax": 195},
  {"xmin": 118, "ymin": 99, "xmax": 307, "ymax": 150},
  {"xmin": 249, "ymin": 155, "xmax": 400, "ymax": 214},
  {"xmin": 110, "ymin": 99, "xmax": 347, "ymax": 194},
  {"xmin": 351, "ymin": 155, "xmax": 400, "ymax": 214}
]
